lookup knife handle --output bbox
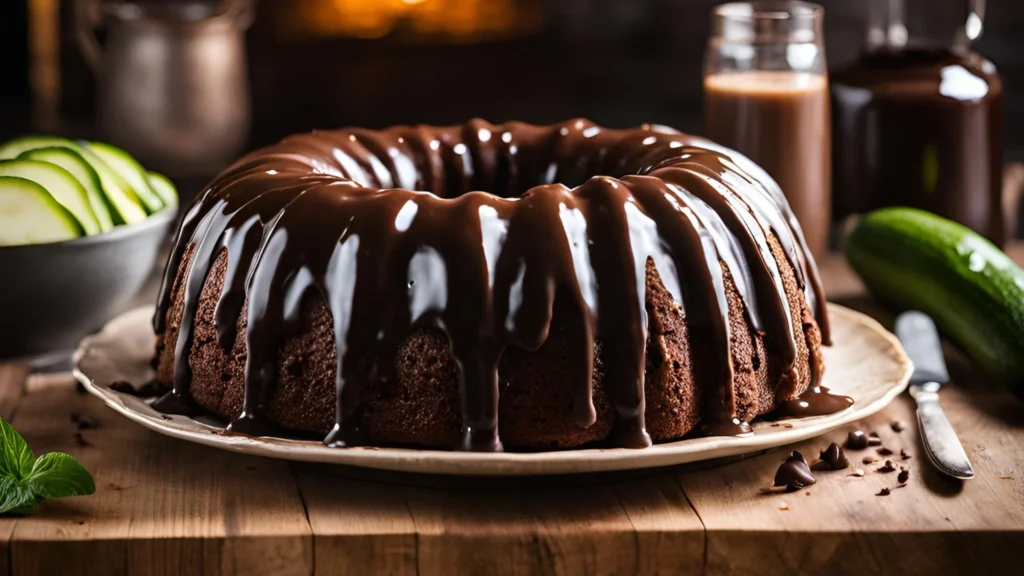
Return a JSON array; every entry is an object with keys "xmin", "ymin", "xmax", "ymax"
[{"xmin": 912, "ymin": 383, "xmax": 975, "ymax": 480}]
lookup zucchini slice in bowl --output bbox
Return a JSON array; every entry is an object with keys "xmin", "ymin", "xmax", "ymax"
[
  {"xmin": 87, "ymin": 142, "xmax": 165, "ymax": 214},
  {"xmin": 0, "ymin": 136, "xmax": 79, "ymax": 160},
  {"xmin": 0, "ymin": 159, "xmax": 101, "ymax": 235},
  {"xmin": 146, "ymin": 171, "xmax": 178, "ymax": 208},
  {"xmin": 19, "ymin": 147, "xmax": 115, "ymax": 232},
  {"xmin": 0, "ymin": 176, "xmax": 82, "ymax": 246},
  {"xmin": 0, "ymin": 136, "xmax": 147, "ymax": 226}
]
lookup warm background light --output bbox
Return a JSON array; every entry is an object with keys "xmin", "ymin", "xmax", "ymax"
[{"xmin": 276, "ymin": 0, "xmax": 542, "ymax": 42}]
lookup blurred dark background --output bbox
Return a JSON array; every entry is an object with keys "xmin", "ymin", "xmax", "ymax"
[{"xmin": 2, "ymin": 0, "xmax": 1023, "ymax": 191}]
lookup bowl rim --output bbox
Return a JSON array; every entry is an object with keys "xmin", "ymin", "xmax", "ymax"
[{"xmin": 0, "ymin": 205, "xmax": 178, "ymax": 252}]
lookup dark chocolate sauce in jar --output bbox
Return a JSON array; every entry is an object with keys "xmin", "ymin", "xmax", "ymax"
[{"xmin": 831, "ymin": 48, "xmax": 1004, "ymax": 243}]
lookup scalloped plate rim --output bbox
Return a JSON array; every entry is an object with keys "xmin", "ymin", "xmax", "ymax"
[{"xmin": 72, "ymin": 303, "xmax": 912, "ymax": 476}]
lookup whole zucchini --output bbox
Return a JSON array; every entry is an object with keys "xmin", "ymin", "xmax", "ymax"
[{"xmin": 846, "ymin": 207, "xmax": 1024, "ymax": 400}]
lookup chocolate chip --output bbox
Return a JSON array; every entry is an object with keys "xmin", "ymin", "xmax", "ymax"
[
  {"xmin": 891, "ymin": 421, "xmax": 905, "ymax": 433},
  {"xmin": 774, "ymin": 451, "xmax": 816, "ymax": 492},
  {"xmin": 846, "ymin": 430, "xmax": 869, "ymax": 450},
  {"xmin": 814, "ymin": 443, "xmax": 851, "ymax": 470},
  {"xmin": 868, "ymin": 432, "xmax": 883, "ymax": 446},
  {"xmin": 878, "ymin": 460, "xmax": 898, "ymax": 473}
]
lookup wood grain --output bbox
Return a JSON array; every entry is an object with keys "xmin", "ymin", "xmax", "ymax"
[
  {"xmin": 2, "ymin": 376, "xmax": 313, "ymax": 576},
  {"xmin": 293, "ymin": 464, "xmax": 417, "ymax": 576},
  {"xmin": 677, "ymin": 380, "xmax": 1024, "ymax": 575},
  {"xmin": 0, "ymin": 363, "xmax": 28, "ymax": 576},
  {"xmin": 406, "ymin": 481, "xmax": 639, "ymax": 575}
]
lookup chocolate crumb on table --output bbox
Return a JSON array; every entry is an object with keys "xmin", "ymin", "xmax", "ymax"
[
  {"xmin": 879, "ymin": 460, "xmax": 898, "ymax": 473},
  {"xmin": 877, "ymin": 447, "xmax": 894, "ymax": 456},
  {"xmin": 877, "ymin": 487, "xmax": 892, "ymax": 496},
  {"xmin": 74, "ymin": 432, "xmax": 93, "ymax": 447},
  {"xmin": 898, "ymin": 468, "xmax": 910, "ymax": 484},
  {"xmin": 901, "ymin": 448, "xmax": 912, "ymax": 460},
  {"xmin": 70, "ymin": 413, "xmax": 98, "ymax": 430},
  {"xmin": 891, "ymin": 421, "xmax": 905, "ymax": 433}
]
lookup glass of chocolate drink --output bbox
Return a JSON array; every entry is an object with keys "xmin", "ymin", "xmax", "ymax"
[{"xmin": 703, "ymin": 1, "xmax": 830, "ymax": 257}]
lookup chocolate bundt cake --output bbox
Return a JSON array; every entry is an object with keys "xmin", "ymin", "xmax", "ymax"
[{"xmin": 152, "ymin": 119, "xmax": 843, "ymax": 452}]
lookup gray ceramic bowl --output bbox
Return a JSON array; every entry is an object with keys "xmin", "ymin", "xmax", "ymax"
[{"xmin": 0, "ymin": 207, "xmax": 176, "ymax": 361}]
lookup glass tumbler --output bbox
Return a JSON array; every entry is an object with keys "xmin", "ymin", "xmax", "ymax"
[{"xmin": 704, "ymin": 1, "xmax": 830, "ymax": 257}]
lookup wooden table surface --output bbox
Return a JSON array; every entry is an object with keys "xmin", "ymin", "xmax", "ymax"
[{"xmin": 0, "ymin": 248, "xmax": 1022, "ymax": 576}]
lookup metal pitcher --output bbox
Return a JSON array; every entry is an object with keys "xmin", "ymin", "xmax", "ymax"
[{"xmin": 75, "ymin": 0, "xmax": 253, "ymax": 178}]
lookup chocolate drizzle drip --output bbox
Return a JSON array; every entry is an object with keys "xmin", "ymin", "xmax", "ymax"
[
  {"xmin": 152, "ymin": 119, "xmax": 834, "ymax": 451},
  {"xmin": 772, "ymin": 386, "xmax": 854, "ymax": 419}
]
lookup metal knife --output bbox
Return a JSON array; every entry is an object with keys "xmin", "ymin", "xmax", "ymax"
[{"xmin": 894, "ymin": 311, "xmax": 974, "ymax": 480}]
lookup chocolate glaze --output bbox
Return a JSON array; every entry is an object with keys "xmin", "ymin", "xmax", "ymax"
[
  {"xmin": 772, "ymin": 386, "xmax": 853, "ymax": 419},
  {"xmin": 152, "ymin": 119, "xmax": 834, "ymax": 451}
]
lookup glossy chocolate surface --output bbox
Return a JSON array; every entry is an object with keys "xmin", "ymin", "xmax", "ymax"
[{"xmin": 153, "ymin": 119, "xmax": 835, "ymax": 451}]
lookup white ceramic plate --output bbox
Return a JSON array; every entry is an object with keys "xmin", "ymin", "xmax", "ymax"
[{"xmin": 73, "ymin": 304, "xmax": 912, "ymax": 476}]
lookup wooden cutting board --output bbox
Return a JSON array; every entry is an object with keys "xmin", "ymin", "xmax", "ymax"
[{"xmin": 0, "ymin": 251, "xmax": 1021, "ymax": 576}]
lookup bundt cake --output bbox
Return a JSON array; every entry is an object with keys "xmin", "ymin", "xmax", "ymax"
[{"xmin": 151, "ymin": 118, "xmax": 846, "ymax": 452}]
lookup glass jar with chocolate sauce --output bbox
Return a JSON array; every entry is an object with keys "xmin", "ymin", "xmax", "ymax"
[
  {"xmin": 704, "ymin": 2, "xmax": 831, "ymax": 257},
  {"xmin": 831, "ymin": 0, "xmax": 1004, "ymax": 244}
]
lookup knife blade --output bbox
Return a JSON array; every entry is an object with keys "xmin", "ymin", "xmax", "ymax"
[{"xmin": 894, "ymin": 311, "xmax": 974, "ymax": 480}]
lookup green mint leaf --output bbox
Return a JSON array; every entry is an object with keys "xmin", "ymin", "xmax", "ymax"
[
  {"xmin": 0, "ymin": 477, "xmax": 37, "ymax": 515},
  {"xmin": 0, "ymin": 417, "xmax": 35, "ymax": 480},
  {"xmin": 26, "ymin": 453, "xmax": 96, "ymax": 501}
]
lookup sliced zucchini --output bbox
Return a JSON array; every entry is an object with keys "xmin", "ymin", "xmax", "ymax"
[
  {"xmin": 0, "ymin": 136, "xmax": 147, "ymax": 225},
  {"xmin": 0, "ymin": 160, "xmax": 101, "ymax": 235},
  {"xmin": 146, "ymin": 171, "xmax": 178, "ymax": 208},
  {"xmin": 0, "ymin": 136, "xmax": 79, "ymax": 161},
  {"xmin": 87, "ymin": 142, "xmax": 165, "ymax": 214},
  {"xmin": 77, "ymin": 147, "xmax": 147, "ymax": 225},
  {"xmin": 0, "ymin": 176, "xmax": 82, "ymax": 246},
  {"xmin": 19, "ymin": 147, "xmax": 115, "ymax": 232}
]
